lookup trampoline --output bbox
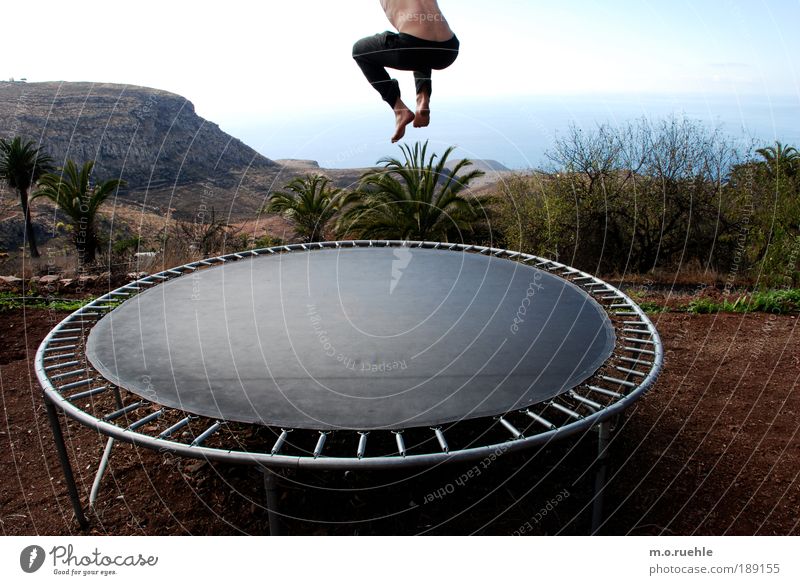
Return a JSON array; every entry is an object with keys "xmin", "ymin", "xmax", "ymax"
[{"xmin": 36, "ymin": 241, "xmax": 663, "ymax": 531}]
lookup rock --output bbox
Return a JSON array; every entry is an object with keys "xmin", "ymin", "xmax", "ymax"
[
  {"xmin": 39, "ymin": 275, "xmax": 60, "ymax": 285},
  {"xmin": 77, "ymin": 275, "xmax": 98, "ymax": 286},
  {"xmin": 0, "ymin": 275, "xmax": 23, "ymax": 290}
]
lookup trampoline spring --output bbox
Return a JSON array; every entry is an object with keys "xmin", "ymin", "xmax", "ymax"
[
  {"xmin": 624, "ymin": 337, "xmax": 656, "ymax": 345},
  {"xmin": 568, "ymin": 392, "xmax": 603, "ymax": 411},
  {"xmin": 233, "ymin": 253, "xmax": 246, "ymax": 258},
  {"xmin": 561, "ymin": 269, "xmax": 580, "ymax": 276},
  {"xmin": 616, "ymin": 366, "xmax": 647, "ymax": 378},
  {"xmin": 393, "ymin": 432, "xmax": 406, "ymax": 457},
  {"xmin": 50, "ymin": 336, "xmax": 79, "ymax": 343},
  {"xmin": 572, "ymin": 276, "xmax": 593, "ymax": 282},
  {"xmin": 601, "ymin": 375, "xmax": 637, "ymax": 389},
  {"xmin": 103, "ymin": 402, "xmax": 144, "ymax": 422},
  {"xmin": 167, "ymin": 269, "xmax": 183, "ymax": 276},
  {"xmin": 357, "ymin": 432, "xmax": 369, "ymax": 459},
  {"xmin": 127, "ymin": 410, "xmax": 164, "ymax": 431},
  {"xmin": 191, "ymin": 422, "xmax": 221, "ymax": 447},
  {"xmin": 59, "ymin": 378, "xmax": 93, "ymax": 391},
  {"xmin": 109, "ymin": 291, "xmax": 131, "ymax": 297},
  {"xmin": 433, "ymin": 428, "xmax": 449, "ymax": 453},
  {"xmin": 618, "ymin": 356, "xmax": 653, "ymax": 367},
  {"xmin": 623, "ymin": 320, "xmax": 648, "ymax": 326},
  {"xmin": 584, "ymin": 282, "xmax": 606, "ymax": 288},
  {"xmin": 499, "ymin": 417, "xmax": 523, "ymax": 440},
  {"xmin": 610, "ymin": 303, "xmax": 633, "ymax": 309},
  {"xmin": 158, "ymin": 417, "xmax": 192, "ymax": 439},
  {"xmin": 45, "ymin": 344, "xmax": 77, "ymax": 353},
  {"xmin": 68, "ymin": 386, "xmax": 108, "ymax": 401},
  {"xmin": 45, "ymin": 360, "xmax": 81, "ymax": 372},
  {"xmin": 525, "ymin": 410, "xmax": 557, "ymax": 430},
  {"xmin": 615, "ymin": 311, "xmax": 639, "ymax": 316},
  {"xmin": 148, "ymin": 274, "xmax": 168, "ymax": 280},
  {"xmin": 198, "ymin": 261, "xmax": 213, "ymax": 266},
  {"xmin": 549, "ymin": 402, "xmax": 583, "ymax": 420},
  {"xmin": 56, "ymin": 328, "xmax": 84, "ymax": 334},
  {"xmin": 50, "ymin": 368, "xmax": 87, "ymax": 381},
  {"xmin": 43, "ymin": 353, "xmax": 77, "ymax": 362},
  {"xmin": 624, "ymin": 346, "xmax": 656, "ymax": 356},
  {"xmin": 313, "ymin": 432, "xmax": 328, "ymax": 458},
  {"xmin": 586, "ymin": 386, "xmax": 623, "ymax": 399},
  {"xmin": 622, "ymin": 328, "xmax": 650, "ymax": 335},
  {"xmin": 271, "ymin": 429, "xmax": 290, "ymax": 455}
]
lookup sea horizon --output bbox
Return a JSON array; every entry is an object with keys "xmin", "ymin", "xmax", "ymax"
[{"xmin": 222, "ymin": 92, "xmax": 800, "ymax": 171}]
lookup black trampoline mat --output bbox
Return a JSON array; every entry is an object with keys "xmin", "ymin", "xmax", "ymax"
[{"xmin": 86, "ymin": 248, "xmax": 615, "ymax": 430}]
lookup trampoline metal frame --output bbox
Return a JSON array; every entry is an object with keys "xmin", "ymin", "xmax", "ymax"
[{"xmin": 35, "ymin": 240, "xmax": 663, "ymax": 529}]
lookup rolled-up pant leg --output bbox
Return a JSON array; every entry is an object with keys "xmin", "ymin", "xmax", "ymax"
[
  {"xmin": 414, "ymin": 69, "xmax": 433, "ymax": 98},
  {"xmin": 352, "ymin": 32, "xmax": 402, "ymax": 107}
]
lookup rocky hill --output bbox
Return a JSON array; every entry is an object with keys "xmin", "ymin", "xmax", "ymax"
[{"xmin": 0, "ymin": 81, "xmax": 278, "ymax": 193}]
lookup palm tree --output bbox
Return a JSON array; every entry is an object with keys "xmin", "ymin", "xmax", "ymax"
[
  {"xmin": 756, "ymin": 141, "xmax": 800, "ymax": 177},
  {"xmin": 32, "ymin": 160, "xmax": 125, "ymax": 265},
  {"xmin": 264, "ymin": 174, "xmax": 342, "ymax": 242},
  {"xmin": 0, "ymin": 137, "xmax": 53, "ymax": 258},
  {"xmin": 337, "ymin": 141, "xmax": 490, "ymax": 242}
]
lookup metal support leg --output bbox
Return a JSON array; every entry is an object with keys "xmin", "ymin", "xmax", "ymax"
[
  {"xmin": 591, "ymin": 421, "xmax": 611, "ymax": 535},
  {"xmin": 262, "ymin": 468, "xmax": 282, "ymax": 536},
  {"xmin": 89, "ymin": 437, "xmax": 115, "ymax": 508},
  {"xmin": 44, "ymin": 398, "xmax": 89, "ymax": 529}
]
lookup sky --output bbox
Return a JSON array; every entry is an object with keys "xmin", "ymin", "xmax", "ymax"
[{"xmin": 3, "ymin": 0, "xmax": 800, "ymax": 167}]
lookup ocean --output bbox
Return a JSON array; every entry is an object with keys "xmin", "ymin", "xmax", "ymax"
[{"xmin": 224, "ymin": 93, "xmax": 800, "ymax": 171}]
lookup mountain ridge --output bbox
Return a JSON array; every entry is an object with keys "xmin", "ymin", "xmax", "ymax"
[{"xmin": 0, "ymin": 81, "xmax": 278, "ymax": 193}]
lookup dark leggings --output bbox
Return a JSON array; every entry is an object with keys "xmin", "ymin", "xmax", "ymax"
[{"xmin": 352, "ymin": 31, "xmax": 460, "ymax": 107}]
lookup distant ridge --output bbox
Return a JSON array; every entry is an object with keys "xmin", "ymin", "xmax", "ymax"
[
  {"xmin": 0, "ymin": 81, "xmax": 278, "ymax": 192},
  {"xmin": 449, "ymin": 159, "xmax": 511, "ymax": 173}
]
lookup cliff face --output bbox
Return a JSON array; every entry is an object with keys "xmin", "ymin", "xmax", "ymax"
[{"xmin": 0, "ymin": 81, "xmax": 277, "ymax": 191}]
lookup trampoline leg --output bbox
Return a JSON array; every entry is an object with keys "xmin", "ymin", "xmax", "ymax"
[
  {"xmin": 262, "ymin": 468, "xmax": 283, "ymax": 536},
  {"xmin": 89, "ymin": 437, "xmax": 115, "ymax": 509},
  {"xmin": 590, "ymin": 421, "xmax": 611, "ymax": 535},
  {"xmin": 44, "ymin": 398, "xmax": 89, "ymax": 530}
]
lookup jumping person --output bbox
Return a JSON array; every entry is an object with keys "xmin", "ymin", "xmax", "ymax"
[{"xmin": 353, "ymin": 0, "xmax": 459, "ymax": 143}]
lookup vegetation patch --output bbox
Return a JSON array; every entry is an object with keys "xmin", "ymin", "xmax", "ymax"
[{"xmin": 0, "ymin": 292, "xmax": 94, "ymax": 312}]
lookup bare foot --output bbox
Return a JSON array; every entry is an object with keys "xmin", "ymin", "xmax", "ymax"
[{"xmin": 392, "ymin": 106, "xmax": 416, "ymax": 143}]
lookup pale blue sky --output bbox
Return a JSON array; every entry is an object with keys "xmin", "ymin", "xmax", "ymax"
[{"xmin": 4, "ymin": 0, "xmax": 799, "ymax": 121}]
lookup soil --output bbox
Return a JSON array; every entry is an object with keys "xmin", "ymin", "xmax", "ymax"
[{"xmin": 1, "ymin": 305, "xmax": 798, "ymax": 536}]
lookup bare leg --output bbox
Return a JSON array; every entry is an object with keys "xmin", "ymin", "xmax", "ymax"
[
  {"xmin": 414, "ymin": 91, "xmax": 431, "ymax": 128},
  {"xmin": 392, "ymin": 98, "xmax": 416, "ymax": 143}
]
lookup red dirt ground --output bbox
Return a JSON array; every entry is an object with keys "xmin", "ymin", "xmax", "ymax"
[{"xmin": 1, "ymin": 307, "xmax": 798, "ymax": 535}]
